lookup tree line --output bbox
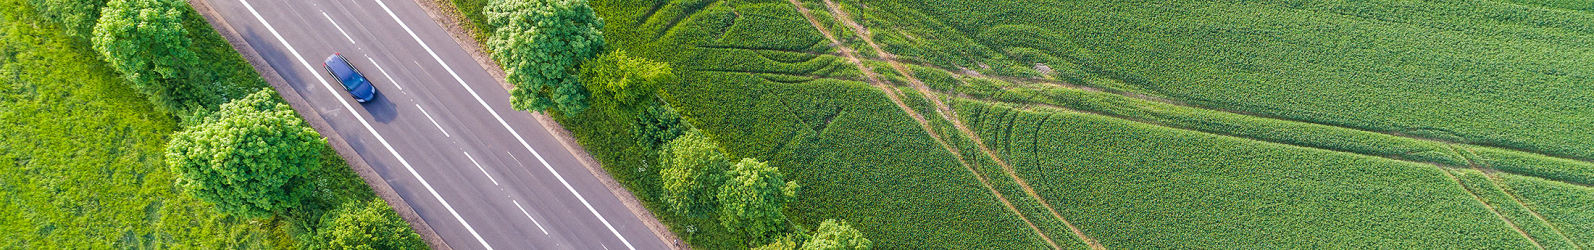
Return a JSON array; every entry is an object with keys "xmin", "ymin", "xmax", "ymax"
[{"xmin": 481, "ymin": 0, "xmax": 874, "ymax": 248}]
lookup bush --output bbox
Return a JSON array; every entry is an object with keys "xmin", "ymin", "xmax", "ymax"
[
  {"xmin": 633, "ymin": 100, "xmax": 686, "ymax": 150},
  {"xmin": 752, "ymin": 234, "xmax": 802, "ymax": 250},
  {"xmin": 484, "ymin": 0, "xmax": 604, "ymax": 114},
  {"xmin": 26, "ymin": 0, "xmax": 107, "ymax": 39},
  {"xmin": 580, "ymin": 50, "xmax": 674, "ymax": 114},
  {"xmin": 164, "ymin": 88, "xmax": 324, "ymax": 218},
  {"xmin": 805, "ymin": 219, "xmax": 871, "ymax": 250},
  {"xmin": 658, "ymin": 130, "xmax": 729, "ymax": 217},
  {"xmin": 718, "ymin": 157, "xmax": 799, "ymax": 244},
  {"xmin": 314, "ymin": 199, "xmax": 427, "ymax": 250},
  {"xmin": 92, "ymin": 0, "xmax": 216, "ymax": 114}
]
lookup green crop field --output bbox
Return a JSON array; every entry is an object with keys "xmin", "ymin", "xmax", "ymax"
[
  {"xmin": 846, "ymin": 0, "xmax": 1594, "ymax": 160},
  {"xmin": 955, "ymin": 100, "xmax": 1534, "ymax": 249},
  {"xmin": 562, "ymin": 0, "xmax": 1054, "ymax": 248},
  {"xmin": 439, "ymin": 0, "xmax": 1594, "ymax": 248}
]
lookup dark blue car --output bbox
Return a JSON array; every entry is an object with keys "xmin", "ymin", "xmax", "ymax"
[{"xmin": 323, "ymin": 53, "xmax": 377, "ymax": 103}]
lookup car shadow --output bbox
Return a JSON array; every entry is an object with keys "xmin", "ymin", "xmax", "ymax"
[{"xmin": 363, "ymin": 91, "xmax": 399, "ymax": 123}]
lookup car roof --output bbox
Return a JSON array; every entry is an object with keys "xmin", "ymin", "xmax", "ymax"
[{"xmin": 323, "ymin": 54, "xmax": 362, "ymax": 85}]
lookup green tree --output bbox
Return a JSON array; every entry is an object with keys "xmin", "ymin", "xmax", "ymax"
[
  {"xmin": 659, "ymin": 130, "xmax": 729, "ymax": 217},
  {"xmin": 92, "ymin": 0, "xmax": 215, "ymax": 113},
  {"xmin": 27, "ymin": 0, "xmax": 108, "ymax": 39},
  {"xmin": 315, "ymin": 199, "xmax": 427, "ymax": 250},
  {"xmin": 718, "ymin": 158, "xmax": 800, "ymax": 244},
  {"xmin": 753, "ymin": 234, "xmax": 802, "ymax": 250},
  {"xmin": 804, "ymin": 219, "xmax": 871, "ymax": 250},
  {"xmin": 580, "ymin": 50, "xmax": 673, "ymax": 114},
  {"xmin": 165, "ymin": 89, "xmax": 323, "ymax": 218},
  {"xmin": 633, "ymin": 100, "xmax": 685, "ymax": 150},
  {"xmin": 483, "ymin": 0, "xmax": 605, "ymax": 114}
]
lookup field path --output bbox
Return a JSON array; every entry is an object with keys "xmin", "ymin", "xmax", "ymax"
[
  {"xmin": 809, "ymin": 0, "xmax": 1103, "ymax": 249},
  {"xmin": 781, "ymin": 0, "xmax": 1063, "ymax": 248}
]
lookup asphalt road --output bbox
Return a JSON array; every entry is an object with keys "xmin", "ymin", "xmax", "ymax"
[{"xmin": 200, "ymin": 0, "xmax": 670, "ymax": 249}]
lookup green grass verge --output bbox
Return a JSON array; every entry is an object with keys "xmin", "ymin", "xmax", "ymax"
[
  {"xmin": 0, "ymin": 2, "xmax": 421, "ymax": 248},
  {"xmin": 0, "ymin": 10, "xmax": 292, "ymax": 247}
]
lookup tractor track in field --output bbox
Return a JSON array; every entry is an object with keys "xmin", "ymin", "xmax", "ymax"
[
  {"xmin": 889, "ymin": 53, "xmax": 1594, "ymax": 175},
  {"xmin": 959, "ymin": 75, "xmax": 1582, "ymax": 249},
  {"xmin": 903, "ymin": 58, "xmax": 1594, "ymax": 190},
  {"xmin": 807, "ymin": 0, "xmax": 1102, "ymax": 249},
  {"xmin": 1437, "ymin": 165, "xmax": 1547, "ymax": 250},
  {"xmin": 1483, "ymin": 170, "xmax": 1583, "ymax": 250},
  {"xmin": 1461, "ymin": 146, "xmax": 1584, "ymax": 249},
  {"xmin": 783, "ymin": 0, "xmax": 1065, "ymax": 248},
  {"xmin": 982, "ymin": 88, "xmax": 1577, "ymax": 250}
]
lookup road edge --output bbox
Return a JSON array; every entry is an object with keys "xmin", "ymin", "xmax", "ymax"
[
  {"xmin": 402, "ymin": 0, "xmax": 686, "ymax": 248},
  {"xmin": 184, "ymin": 1, "xmax": 453, "ymax": 249}
]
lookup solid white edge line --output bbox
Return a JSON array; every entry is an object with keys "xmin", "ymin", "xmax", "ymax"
[
  {"xmin": 415, "ymin": 104, "xmax": 450, "ymax": 137},
  {"xmin": 320, "ymin": 11, "xmax": 358, "ymax": 45},
  {"xmin": 462, "ymin": 151, "xmax": 499, "ymax": 186},
  {"xmin": 512, "ymin": 200, "xmax": 551, "ymax": 235},
  {"xmin": 237, "ymin": 1, "xmax": 494, "ymax": 249},
  {"xmin": 367, "ymin": 0, "xmax": 637, "ymax": 249},
  {"xmin": 366, "ymin": 55, "xmax": 403, "ymax": 90}
]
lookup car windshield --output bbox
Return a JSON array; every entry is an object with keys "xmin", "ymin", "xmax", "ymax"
[
  {"xmin": 325, "ymin": 56, "xmax": 365, "ymax": 89},
  {"xmin": 340, "ymin": 73, "xmax": 366, "ymax": 89}
]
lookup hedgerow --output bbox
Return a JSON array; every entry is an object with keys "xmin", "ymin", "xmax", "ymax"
[{"xmin": 954, "ymin": 99, "xmax": 1534, "ymax": 249}]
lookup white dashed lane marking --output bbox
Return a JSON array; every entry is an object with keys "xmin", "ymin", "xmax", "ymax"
[
  {"xmin": 365, "ymin": 55, "xmax": 403, "ymax": 90},
  {"xmin": 320, "ymin": 11, "xmax": 357, "ymax": 45},
  {"xmin": 463, "ymin": 151, "xmax": 499, "ymax": 186},
  {"xmin": 512, "ymin": 200, "xmax": 551, "ymax": 235},
  {"xmin": 415, "ymin": 104, "xmax": 449, "ymax": 137}
]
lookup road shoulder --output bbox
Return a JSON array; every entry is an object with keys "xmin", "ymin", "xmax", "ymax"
[{"xmin": 183, "ymin": 0, "xmax": 453, "ymax": 249}]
